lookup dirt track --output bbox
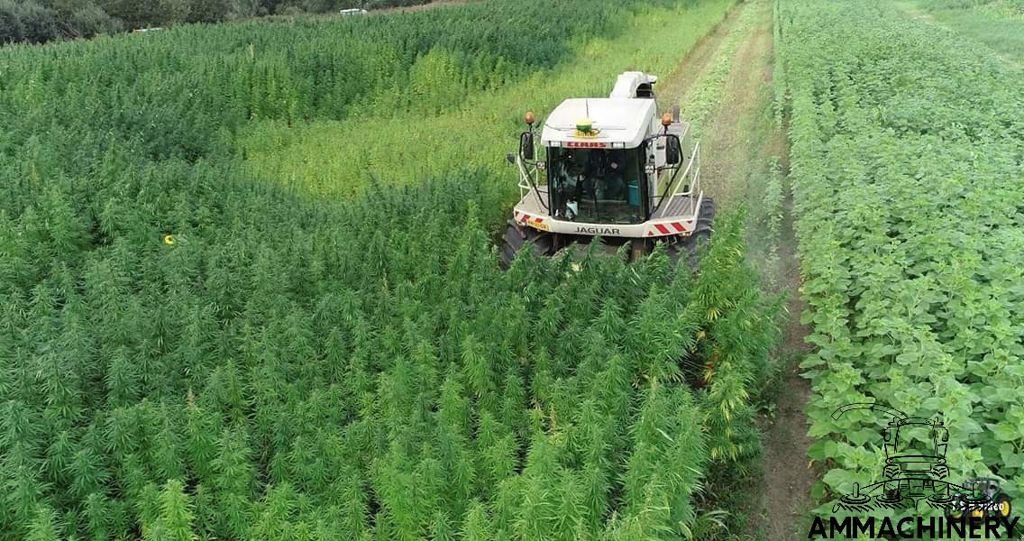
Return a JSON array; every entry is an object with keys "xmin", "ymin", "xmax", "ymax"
[
  {"xmin": 657, "ymin": 6, "xmax": 743, "ymax": 109},
  {"xmin": 662, "ymin": 0, "xmax": 816, "ymax": 537}
]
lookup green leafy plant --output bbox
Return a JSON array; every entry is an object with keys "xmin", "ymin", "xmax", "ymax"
[{"xmin": 778, "ymin": 0, "xmax": 1024, "ymax": 513}]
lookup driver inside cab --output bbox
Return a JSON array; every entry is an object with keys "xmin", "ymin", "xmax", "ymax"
[
  {"xmin": 596, "ymin": 151, "xmax": 627, "ymax": 201},
  {"xmin": 555, "ymin": 151, "xmax": 586, "ymax": 220}
]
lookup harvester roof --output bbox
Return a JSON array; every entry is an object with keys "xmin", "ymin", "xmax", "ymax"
[{"xmin": 540, "ymin": 98, "xmax": 655, "ymax": 148}]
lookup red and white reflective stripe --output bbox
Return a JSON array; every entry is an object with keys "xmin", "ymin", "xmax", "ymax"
[
  {"xmin": 647, "ymin": 220, "xmax": 693, "ymax": 237},
  {"xmin": 514, "ymin": 211, "xmax": 544, "ymax": 227}
]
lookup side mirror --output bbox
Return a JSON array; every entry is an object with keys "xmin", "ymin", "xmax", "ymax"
[
  {"xmin": 520, "ymin": 132, "xmax": 535, "ymax": 161},
  {"xmin": 665, "ymin": 135, "xmax": 682, "ymax": 166}
]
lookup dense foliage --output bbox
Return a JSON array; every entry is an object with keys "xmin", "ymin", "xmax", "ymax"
[
  {"xmin": 238, "ymin": 0, "xmax": 737, "ymax": 198},
  {"xmin": 0, "ymin": 0, "xmax": 780, "ymax": 538},
  {"xmin": 911, "ymin": 0, "xmax": 1024, "ymax": 69},
  {"xmin": 0, "ymin": 0, "xmax": 436, "ymax": 46},
  {"xmin": 927, "ymin": 0, "xmax": 1024, "ymax": 15},
  {"xmin": 0, "ymin": 163, "xmax": 774, "ymax": 539},
  {"xmin": 778, "ymin": 0, "xmax": 1024, "ymax": 507},
  {"xmin": 0, "ymin": 0, "xmax": 672, "ymax": 167}
]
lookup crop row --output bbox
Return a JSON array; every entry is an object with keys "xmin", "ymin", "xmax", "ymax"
[
  {"xmin": 239, "ymin": 0, "xmax": 736, "ymax": 198},
  {"xmin": 0, "ymin": 0, "xmax": 670, "ymax": 170},
  {"xmin": 778, "ymin": 0, "xmax": 1024, "ymax": 506},
  {"xmin": 0, "ymin": 0, "xmax": 779, "ymax": 539},
  {"xmin": 0, "ymin": 164, "xmax": 775, "ymax": 539}
]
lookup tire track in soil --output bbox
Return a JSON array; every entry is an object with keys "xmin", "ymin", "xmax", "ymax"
[
  {"xmin": 656, "ymin": 2, "xmax": 747, "ymax": 112},
  {"xmin": 685, "ymin": 0, "xmax": 763, "ymax": 208},
  {"xmin": 711, "ymin": 7, "xmax": 816, "ymax": 540},
  {"xmin": 762, "ymin": 147, "xmax": 816, "ymax": 541},
  {"xmin": 663, "ymin": 1, "xmax": 816, "ymax": 538}
]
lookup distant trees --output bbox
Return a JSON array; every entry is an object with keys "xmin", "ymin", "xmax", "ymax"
[
  {"xmin": 0, "ymin": 3, "xmax": 25, "ymax": 43},
  {"xmin": 0, "ymin": 1, "xmax": 59, "ymax": 43},
  {"xmin": 0, "ymin": 0, "xmax": 431, "ymax": 46},
  {"xmin": 1, "ymin": 0, "xmax": 120, "ymax": 43},
  {"xmin": 65, "ymin": 3, "xmax": 123, "ymax": 38},
  {"xmin": 98, "ymin": 0, "xmax": 187, "ymax": 28},
  {"xmin": 186, "ymin": 0, "xmax": 232, "ymax": 23}
]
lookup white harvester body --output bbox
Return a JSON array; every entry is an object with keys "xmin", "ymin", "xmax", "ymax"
[{"xmin": 502, "ymin": 72, "xmax": 712, "ymax": 265}]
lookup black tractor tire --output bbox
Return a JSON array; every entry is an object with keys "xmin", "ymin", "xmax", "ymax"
[
  {"xmin": 994, "ymin": 494, "xmax": 1012, "ymax": 518},
  {"xmin": 500, "ymin": 221, "xmax": 553, "ymax": 269},
  {"xmin": 668, "ymin": 196, "xmax": 715, "ymax": 269}
]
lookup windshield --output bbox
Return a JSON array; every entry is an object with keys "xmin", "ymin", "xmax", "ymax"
[{"xmin": 547, "ymin": 147, "xmax": 646, "ymax": 224}]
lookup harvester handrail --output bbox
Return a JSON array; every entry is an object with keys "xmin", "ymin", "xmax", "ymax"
[
  {"xmin": 516, "ymin": 155, "xmax": 549, "ymax": 212},
  {"xmin": 654, "ymin": 140, "xmax": 701, "ymax": 217}
]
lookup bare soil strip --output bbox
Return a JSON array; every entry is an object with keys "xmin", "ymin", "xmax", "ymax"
[
  {"xmin": 691, "ymin": 1, "xmax": 768, "ymax": 208},
  {"xmin": 663, "ymin": 0, "xmax": 816, "ymax": 538},
  {"xmin": 657, "ymin": 4, "xmax": 746, "ymax": 110},
  {"xmin": 761, "ymin": 154, "xmax": 816, "ymax": 541}
]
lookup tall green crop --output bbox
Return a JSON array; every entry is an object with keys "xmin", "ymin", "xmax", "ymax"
[
  {"xmin": 0, "ymin": 167, "xmax": 776, "ymax": 539},
  {"xmin": 0, "ymin": 0, "xmax": 780, "ymax": 539},
  {"xmin": 778, "ymin": 0, "xmax": 1024, "ymax": 511}
]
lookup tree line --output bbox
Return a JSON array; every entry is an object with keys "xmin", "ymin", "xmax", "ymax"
[{"xmin": 0, "ymin": 0, "xmax": 432, "ymax": 45}]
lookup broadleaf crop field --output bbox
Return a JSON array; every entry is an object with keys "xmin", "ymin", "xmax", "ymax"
[
  {"xmin": 1, "ymin": 0, "xmax": 1022, "ymax": 539},
  {"xmin": 779, "ymin": 0, "xmax": 1024, "ymax": 519}
]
